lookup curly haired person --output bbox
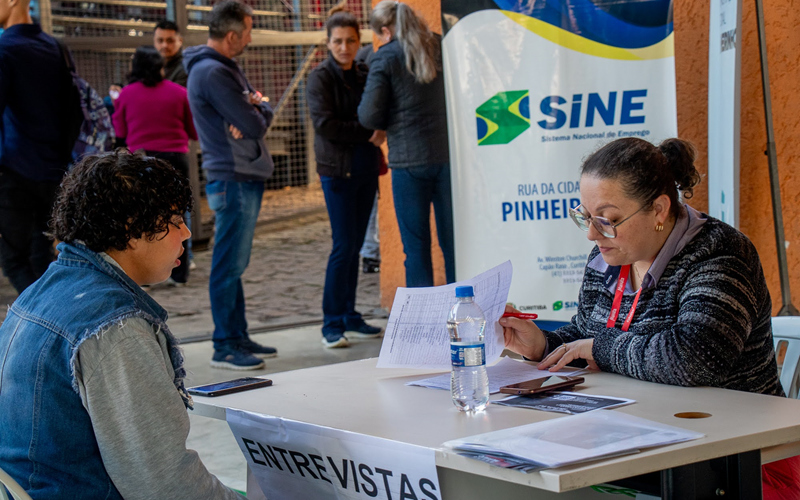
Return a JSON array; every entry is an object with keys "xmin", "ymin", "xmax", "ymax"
[{"xmin": 0, "ymin": 151, "xmax": 243, "ymax": 500}]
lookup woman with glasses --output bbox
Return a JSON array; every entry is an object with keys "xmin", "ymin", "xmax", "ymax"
[
  {"xmin": 503, "ymin": 136, "xmax": 780, "ymax": 388},
  {"xmin": 501, "ymin": 137, "xmax": 797, "ymax": 496}
]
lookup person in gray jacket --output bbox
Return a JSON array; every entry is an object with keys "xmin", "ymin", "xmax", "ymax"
[
  {"xmin": 358, "ymin": 0, "xmax": 454, "ymax": 288},
  {"xmin": 185, "ymin": 0, "xmax": 278, "ymax": 370}
]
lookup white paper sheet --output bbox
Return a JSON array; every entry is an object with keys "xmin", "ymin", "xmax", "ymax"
[
  {"xmin": 444, "ymin": 410, "xmax": 704, "ymax": 471},
  {"xmin": 406, "ymin": 356, "xmax": 584, "ymax": 394},
  {"xmin": 377, "ymin": 261, "xmax": 513, "ymax": 369}
]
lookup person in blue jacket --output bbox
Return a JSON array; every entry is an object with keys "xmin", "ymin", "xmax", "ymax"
[{"xmin": 184, "ymin": 0, "xmax": 277, "ymax": 370}]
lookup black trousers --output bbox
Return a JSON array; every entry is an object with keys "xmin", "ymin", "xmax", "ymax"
[
  {"xmin": 146, "ymin": 151, "xmax": 190, "ymax": 284},
  {"xmin": 0, "ymin": 167, "xmax": 61, "ymax": 294}
]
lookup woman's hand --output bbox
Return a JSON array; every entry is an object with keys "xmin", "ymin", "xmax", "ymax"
[
  {"xmin": 369, "ymin": 130, "xmax": 386, "ymax": 147},
  {"xmin": 499, "ymin": 305, "xmax": 546, "ymax": 361},
  {"xmin": 538, "ymin": 339, "xmax": 599, "ymax": 371}
]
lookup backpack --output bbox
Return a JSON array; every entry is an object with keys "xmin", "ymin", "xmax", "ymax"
[{"xmin": 55, "ymin": 39, "xmax": 115, "ymax": 164}]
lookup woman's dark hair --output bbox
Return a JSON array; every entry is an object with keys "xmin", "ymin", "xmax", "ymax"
[
  {"xmin": 50, "ymin": 150, "xmax": 193, "ymax": 252},
  {"xmin": 128, "ymin": 46, "xmax": 164, "ymax": 87},
  {"xmin": 580, "ymin": 137, "xmax": 701, "ymax": 219},
  {"xmin": 326, "ymin": 4, "xmax": 360, "ymax": 39}
]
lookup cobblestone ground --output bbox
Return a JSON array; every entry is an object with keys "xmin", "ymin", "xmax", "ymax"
[
  {"xmin": 0, "ymin": 189, "xmax": 385, "ymax": 339},
  {"xmin": 151, "ymin": 212, "xmax": 384, "ymax": 340}
]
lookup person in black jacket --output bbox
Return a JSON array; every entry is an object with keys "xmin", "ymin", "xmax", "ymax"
[
  {"xmin": 307, "ymin": 7, "xmax": 384, "ymax": 348},
  {"xmin": 358, "ymin": 0, "xmax": 454, "ymax": 289},
  {"xmin": 0, "ymin": 0, "xmax": 76, "ymax": 294}
]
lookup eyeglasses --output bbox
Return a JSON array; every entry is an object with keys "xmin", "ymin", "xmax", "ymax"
[{"xmin": 568, "ymin": 204, "xmax": 647, "ymax": 239}]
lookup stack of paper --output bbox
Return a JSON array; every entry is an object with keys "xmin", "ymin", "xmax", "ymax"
[
  {"xmin": 444, "ymin": 410, "xmax": 704, "ymax": 472},
  {"xmin": 377, "ymin": 261, "xmax": 512, "ymax": 370}
]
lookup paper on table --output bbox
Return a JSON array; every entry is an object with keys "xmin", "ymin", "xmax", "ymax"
[
  {"xmin": 494, "ymin": 392, "xmax": 635, "ymax": 414},
  {"xmin": 444, "ymin": 410, "xmax": 704, "ymax": 471},
  {"xmin": 377, "ymin": 261, "xmax": 512, "ymax": 369},
  {"xmin": 406, "ymin": 356, "xmax": 584, "ymax": 394}
]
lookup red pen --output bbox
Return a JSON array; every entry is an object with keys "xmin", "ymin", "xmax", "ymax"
[{"xmin": 501, "ymin": 312, "xmax": 538, "ymax": 320}]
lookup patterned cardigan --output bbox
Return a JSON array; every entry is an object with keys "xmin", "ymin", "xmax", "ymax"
[{"xmin": 545, "ymin": 216, "xmax": 783, "ymax": 396}]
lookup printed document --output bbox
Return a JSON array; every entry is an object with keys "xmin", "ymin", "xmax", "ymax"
[
  {"xmin": 377, "ymin": 261, "xmax": 512, "ymax": 369},
  {"xmin": 495, "ymin": 392, "xmax": 635, "ymax": 414},
  {"xmin": 444, "ymin": 410, "xmax": 704, "ymax": 472},
  {"xmin": 406, "ymin": 356, "xmax": 583, "ymax": 393}
]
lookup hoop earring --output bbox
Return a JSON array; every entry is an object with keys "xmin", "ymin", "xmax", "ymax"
[{"xmin": 655, "ymin": 222, "xmax": 664, "ymax": 232}]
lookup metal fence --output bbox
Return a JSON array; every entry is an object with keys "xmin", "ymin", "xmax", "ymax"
[{"xmin": 46, "ymin": 0, "xmax": 373, "ymax": 240}]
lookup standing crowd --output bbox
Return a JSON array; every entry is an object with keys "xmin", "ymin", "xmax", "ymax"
[
  {"xmin": 0, "ymin": 0, "xmax": 456, "ymax": 367},
  {"xmin": 0, "ymin": 0, "xmax": 455, "ymax": 496},
  {"xmin": 1, "ymin": 0, "xmax": 799, "ymax": 499}
]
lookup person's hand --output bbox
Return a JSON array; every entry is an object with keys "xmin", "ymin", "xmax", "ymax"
[
  {"xmin": 538, "ymin": 339, "xmax": 599, "ymax": 372},
  {"xmin": 249, "ymin": 92, "xmax": 263, "ymax": 105},
  {"xmin": 369, "ymin": 130, "xmax": 386, "ymax": 147},
  {"xmin": 229, "ymin": 124, "xmax": 243, "ymax": 140},
  {"xmin": 499, "ymin": 304, "xmax": 546, "ymax": 361}
]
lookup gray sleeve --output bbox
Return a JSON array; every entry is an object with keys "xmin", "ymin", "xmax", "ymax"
[{"xmin": 74, "ymin": 319, "xmax": 243, "ymax": 500}]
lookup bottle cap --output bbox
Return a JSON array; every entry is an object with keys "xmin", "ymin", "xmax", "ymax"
[{"xmin": 455, "ymin": 286, "xmax": 474, "ymax": 298}]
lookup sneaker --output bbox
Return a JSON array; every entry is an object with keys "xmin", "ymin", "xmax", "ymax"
[
  {"xmin": 239, "ymin": 338, "xmax": 278, "ymax": 359},
  {"xmin": 345, "ymin": 321, "xmax": 383, "ymax": 339},
  {"xmin": 165, "ymin": 277, "xmax": 186, "ymax": 288},
  {"xmin": 210, "ymin": 346, "xmax": 265, "ymax": 370},
  {"xmin": 362, "ymin": 257, "xmax": 380, "ymax": 274},
  {"xmin": 322, "ymin": 333, "xmax": 350, "ymax": 349},
  {"xmin": 189, "ymin": 259, "xmax": 197, "ymax": 271}
]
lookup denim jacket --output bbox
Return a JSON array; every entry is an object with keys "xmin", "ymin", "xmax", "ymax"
[{"xmin": 0, "ymin": 242, "xmax": 190, "ymax": 499}]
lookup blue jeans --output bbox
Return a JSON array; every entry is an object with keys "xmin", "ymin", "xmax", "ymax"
[
  {"xmin": 206, "ymin": 179, "xmax": 264, "ymax": 350},
  {"xmin": 391, "ymin": 164, "xmax": 455, "ymax": 287},
  {"xmin": 359, "ymin": 193, "xmax": 380, "ymax": 260},
  {"xmin": 321, "ymin": 174, "xmax": 378, "ymax": 334}
]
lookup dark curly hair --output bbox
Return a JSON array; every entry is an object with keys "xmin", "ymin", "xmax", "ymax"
[
  {"xmin": 580, "ymin": 137, "xmax": 701, "ymax": 220},
  {"xmin": 128, "ymin": 46, "xmax": 164, "ymax": 87},
  {"xmin": 50, "ymin": 151, "xmax": 193, "ymax": 252}
]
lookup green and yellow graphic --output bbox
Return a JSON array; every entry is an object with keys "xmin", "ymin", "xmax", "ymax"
[{"xmin": 476, "ymin": 90, "xmax": 530, "ymax": 145}]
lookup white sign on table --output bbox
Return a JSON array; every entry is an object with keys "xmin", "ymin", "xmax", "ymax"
[
  {"xmin": 227, "ymin": 409, "xmax": 442, "ymax": 500},
  {"xmin": 377, "ymin": 261, "xmax": 512, "ymax": 370}
]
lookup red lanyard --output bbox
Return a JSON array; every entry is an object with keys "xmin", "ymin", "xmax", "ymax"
[{"xmin": 606, "ymin": 265, "xmax": 642, "ymax": 332}]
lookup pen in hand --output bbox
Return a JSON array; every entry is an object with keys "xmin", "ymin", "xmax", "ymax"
[{"xmin": 501, "ymin": 312, "xmax": 538, "ymax": 320}]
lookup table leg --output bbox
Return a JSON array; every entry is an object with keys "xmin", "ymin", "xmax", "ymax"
[{"xmin": 660, "ymin": 450, "xmax": 762, "ymax": 500}]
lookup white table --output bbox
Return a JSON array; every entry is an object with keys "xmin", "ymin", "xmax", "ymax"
[{"xmin": 191, "ymin": 358, "xmax": 800, "ymax": 499}]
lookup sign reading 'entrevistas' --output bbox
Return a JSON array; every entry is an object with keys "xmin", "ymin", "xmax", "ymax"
[{"xmin": 227, "ymin": 409, "xmax": 441, "ymax": 500}]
